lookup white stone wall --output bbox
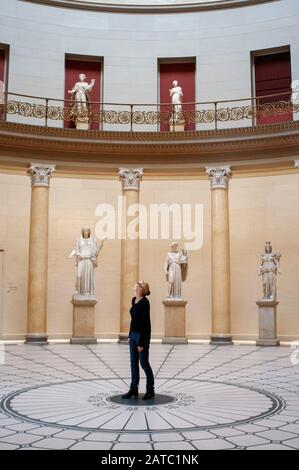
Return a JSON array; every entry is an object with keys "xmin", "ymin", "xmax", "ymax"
[{"xmin": 0, "ymin": 0, "xmax": 298, "ymax": 129}]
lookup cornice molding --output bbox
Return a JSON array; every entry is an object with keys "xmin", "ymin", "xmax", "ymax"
[
  {"xmin": 20, "ymin": 0, "xmax": 278, "ymax": 14},
  {"xmin": 0, "ymin": 120, "xmax": 299, "ymax": 168},
  {"xmin": 1, "ymin": 120, "xmax": 298, "ymax": 142}
]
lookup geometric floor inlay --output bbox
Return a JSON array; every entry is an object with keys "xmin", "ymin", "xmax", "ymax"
[
  {"xmin": 1, "ymin": 343, "xmax": 299, "ymax": 449},
  {"xmin": 0, "ymin": 378, "xmax": 284, "ymax": 434}
]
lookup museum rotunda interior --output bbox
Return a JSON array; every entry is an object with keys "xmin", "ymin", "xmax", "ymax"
[{"xmin": 0, "ymin": 0, "xmax": 298, "ymax": 453}]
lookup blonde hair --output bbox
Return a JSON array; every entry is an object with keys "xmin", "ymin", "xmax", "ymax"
[{"xmin": 137, "ymin": 280, "xmax": 150, "ymax": 296}]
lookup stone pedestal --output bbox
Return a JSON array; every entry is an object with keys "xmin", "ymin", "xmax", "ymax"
[
  {"xmin": 162, "ymin": 299, "xmax": 188, "ymax": 344},
  {"xmin": 169, "ymin": 123, "xmax": 185, "ymax": 132},
  {"xmin": 256, "ymin": 299, "xmax": 279, "ymax": 346},
  {"xmin": 70, "ymin": 297, "xmax": 97, "ymax": 344},
  {"xmin": 75, "ymin": 117, "xmax": 90, "ymax": 130}
]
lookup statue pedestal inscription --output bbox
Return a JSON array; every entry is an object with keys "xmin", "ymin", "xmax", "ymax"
[
  {"xmin": 70, "ymin": 296, "xmax": 97, "ymax": 344},
  {"xmin": 256, "ymin": 299, "xmax": 279, "ymax": 346},
  {"xmin": 162, "ymin": 299, "xmax": 188, "ymax": 344}
]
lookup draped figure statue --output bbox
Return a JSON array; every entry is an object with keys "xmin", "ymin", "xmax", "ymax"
[
  {"xmin": 169, "ymin": 80, "xmax": 184, "ymax": 124},
  {"xmin": 68, "ymin": 228, "xmax": 105, "ymax": 299},
  {"xmin": 258, "ymin": 241, "xmax": 281, "ymax": 300},
  {"xmin": 164, "ymin": 241, "xmax": 188, "ymax": 299},
  {"xmin": 169, "ymin": 80, "xmax": 183, "ymax": 113},
  {"xmin": 68, "ymin": 73, "xmax": 95, "ymax": 115}
]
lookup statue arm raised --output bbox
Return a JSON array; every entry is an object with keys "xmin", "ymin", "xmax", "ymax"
[{"xmin": 86, "ymin": 79, "xmax": 95, "ymax": 91}]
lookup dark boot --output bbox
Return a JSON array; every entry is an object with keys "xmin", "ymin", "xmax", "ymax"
[
  {"xmin": 142, "ymin": 389, "xmax": 155, "ymax": 400},
  {"xmin": 121, "ymin": 387, "xmax": 138, "ymax": 399}
]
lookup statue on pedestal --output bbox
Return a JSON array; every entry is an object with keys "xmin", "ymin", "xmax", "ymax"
[
  {"xmin": 165, "ymin": 241, "xmax": 188, "ymax": 299},
  {"xmin": 258, "ymin": 241, "xmax": 281, "ymax": 300},
  {"xmin": 169, "ymin": 80, "xmax": 184, "ymax": 126},
  {"xmin": 68, "ymin": 228, "xmax": 105, "ymax": 299},
  {"xmin": 68, "ymin": 73, "xmax": 95, "ymax": 119}
]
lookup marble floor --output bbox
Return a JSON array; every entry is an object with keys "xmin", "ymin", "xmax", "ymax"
[{"xmin": 0, "ymin": 342, "xmax": 299, "ymax": 450}]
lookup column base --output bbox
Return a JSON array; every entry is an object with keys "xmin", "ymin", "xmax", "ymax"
[
  {"xmin": 210, "ymin": 335, "xmax": 232, "ymax": 345},
  {"xmin": 71, "ymin": 297, "xmax": 97, "ymax": 345},
  {"xmin": 25, "ymin": 334, "xmax": 48, "ymax": 344},
  {"xmin": 256, "ymin": 299, "xmax": 279, "ymax": 347},
  {"xmin": 162, "ymin": 336, "xmax": 188, "ymax": 344},
  {"xmin": 70, "ymin": 336, "xmax": 97, "ymax": 345},
  {"xmin": 118, "ymin": 333, "xmax": 129, "ymax": 343},
  {"xmin": 162, "ymin": 299, "xmax": 187, "ymax": 344},
  {"xmin": 256, "ymin": 339, "xmax": 280, "ymax": 347}
]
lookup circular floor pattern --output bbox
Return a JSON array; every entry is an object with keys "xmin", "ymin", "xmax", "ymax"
[{"xmin": 0, "ymin": 378, "xmax": 284, "ymax": 434}]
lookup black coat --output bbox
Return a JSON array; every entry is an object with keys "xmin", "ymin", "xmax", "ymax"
[{"xmin": 129, "ymin": 296, "xmax": 151, "ymax": 347}]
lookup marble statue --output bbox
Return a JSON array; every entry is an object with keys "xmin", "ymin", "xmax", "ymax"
[
  {"xmin": 169, "ymin": 80, "xmax": 184, "ymax": 123},
  {"xmin": 165, "ymin": 241, "xmax": 188, "ymax": 299},
  {"xmin": 68, "ymin": 228, "xmax": 106, "ymax": 299},
  {"xmin": 68, "ymin": 73, "xmax": 95, "ymax": 115},
  {"xmin": 169, "ymin": 80, "xmax": 183, "ymax": 113},
  {"xmin": 258, "ymin": 241, "xmax": 281, "ymax": 300}
]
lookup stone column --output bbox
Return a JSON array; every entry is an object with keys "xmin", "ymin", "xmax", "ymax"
[
  {"xmin": 206, "ymin": 167, "xmax": 232, "ymax": 345},
  {"xmin": 26, "ymin": 163, "xmax": 55, "ymax": 343},
  {"xmin": 118, "ymin": 168, "xmax": 143, "ymax": 341}
]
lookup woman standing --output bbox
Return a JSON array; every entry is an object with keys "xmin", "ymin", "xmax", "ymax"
[{"xmin": 122, "ymin": 280, "xmax": 155, "ymax": 400}]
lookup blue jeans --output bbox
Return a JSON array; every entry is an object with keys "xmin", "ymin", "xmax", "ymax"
[{"xmin": 129, "ymin": 332, "xmax": 154, "ymax": 391}]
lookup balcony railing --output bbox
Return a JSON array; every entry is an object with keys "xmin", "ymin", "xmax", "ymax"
[{"xmin": 0, "ymin": 90, "xmax": 298, "ymax": 132}]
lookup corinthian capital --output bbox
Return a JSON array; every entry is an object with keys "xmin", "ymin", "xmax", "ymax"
[
  {"xmin": 119, "ymin": 168, "xmax": 143, "ymax": 191},
  {"xmin": 28, "ymin": 164, "xmax": 55, "ymax": 187},
  {"xmin": 206, "ymin": 167, "xmax": 232, "ymax": 190}
]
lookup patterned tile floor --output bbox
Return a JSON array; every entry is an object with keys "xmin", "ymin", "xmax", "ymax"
[{"xmin": 0, "ymin": 342, "xmax": 299, "ymax": 450}]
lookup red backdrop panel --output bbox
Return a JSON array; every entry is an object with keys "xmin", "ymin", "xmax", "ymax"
[
  {"xmin": 64, "ymin": 58, "xmax": 101, "ymax": 130},
  {"xmin": 159, "ymin": 62, "xmax": 195, "ymax": 131},
  {"xmin": 0, "ymin": 50, "xmax": 6, "ymax": 120},
  {"xmin": 255, "ymin": 51, "xmax": 292, "ymax": 125},
  {"xmin": 0, "ymin": 50, "xmax": 5, "ymax": 83}
]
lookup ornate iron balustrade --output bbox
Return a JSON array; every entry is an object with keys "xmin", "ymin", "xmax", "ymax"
[{"xmin": 0, "ymin": 90, "xmax": 298, "ymax": 131}]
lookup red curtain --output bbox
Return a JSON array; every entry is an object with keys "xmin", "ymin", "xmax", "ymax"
[
  {"xmin": 159, "ymin": 61, "xmax": 196, "ymax": 131},
  {"xmin": 255, "ymin": 51, "xmax": 292, "ymax": 125},
  {"xmin": 0, "ymin": 49, "xmax": 6, "ymax": 120},
  {"xmin": 0, "ymin": 50, "xmax": 5, "ymax": 83},
  {"xmin": 64, "ymin": 58, "xmax": 101, "ymax": 130}
]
